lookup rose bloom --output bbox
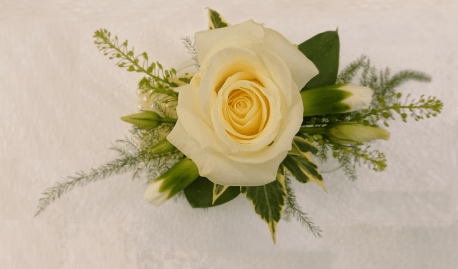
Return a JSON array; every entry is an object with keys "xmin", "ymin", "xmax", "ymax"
[{"xmin": 167, "ymin": 20, "xmax": 318, "ymax": 186}]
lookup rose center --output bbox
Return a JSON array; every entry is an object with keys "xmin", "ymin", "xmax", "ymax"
[{"xmin": 222, "ymin": 79, "xmax": 270, "ymax": 140}]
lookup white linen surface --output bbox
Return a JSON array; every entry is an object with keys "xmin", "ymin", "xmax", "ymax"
[{"xmin": 1, "ymin": 1, "xmax": 458, "ymax": 268}]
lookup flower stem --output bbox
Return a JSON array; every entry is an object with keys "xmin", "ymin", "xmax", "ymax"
[
  {"xmin": 161, "ymin": 118, "xmax": 178, "ymax": 124},
  {"xmin": 299, "ymin": 127, "xmax": 327, "ymax": 134}
]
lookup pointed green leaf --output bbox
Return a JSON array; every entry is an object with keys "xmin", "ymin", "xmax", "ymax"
[
  {"xmin": 292, "ymin": 136, "xmax": 319, "ymax": 155},
  {"xmin": 207, "ymin": 8, "xmax": 231, "ymax": 30},
  {"xmin": 298, "ymin": 31, "xmax": 340, "ymax": 90},
  {"xmin": 184, "ymin": 176, "xmax": 240, "ymax": 208},
  {"xmin": 282, "ymin": 153, "xmax": 326, "ymax": 192},
  {"xmin": 241, "ymin": 167, "xmax": 286, "ymax": 244},
  {"xmin": 121, "ymin": 111, "xmax": 177, "ymax": 129},
  {"xmin": 212, "ymin": 184, "xmax": 230, "ymax": 205}
]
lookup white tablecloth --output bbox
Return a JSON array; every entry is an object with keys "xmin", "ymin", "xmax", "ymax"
[{"xmin": 1, "ymin": 1, "xmax": 458, "ymax": 268}]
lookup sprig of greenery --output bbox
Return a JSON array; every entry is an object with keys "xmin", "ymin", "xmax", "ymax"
[
  {"xmin": 35, "ymin": 125, "xmax": 182, "ymax": 217},
  {"xmin": 336, "ymin": 55, "xmax": 368, "ymax": 84},
  {"xmin": 331, "ymin": 143, "xmax": 386, "ymax": 172},
  {"xmin": 181, "ymin": 36, "xmax": 199, "ymax": 68},
  {"xmin": 94, "ymin": 29, "xmax": 180, "ymax": 100},
  {"xmin": 305, "ymin": 56, "xmax": 436, "ymax": 129},
  {"xmin": 138, "ymin": 77, "xmax": 178, "ymax": 101},
  {"xmin": 283, "ymin": 176, "xmax": 322, "ymax": 237},
  {"xmin": 339, "ymin": 153, "xmax": 358, "ymax": 181},
  {"xmin": 301, "ymin": 133, "xmax": 387, "ymax": 181},
  {"xmin": 353, "ymin": 93, "xmax": 443, "ymax": 127},
  {"xmin": 301, "ymin": 56, "xmax": 441, "ymax": 181},
  {"xmin": 364, "ymin": 68, "xmax": 431, "ymax": 111},
  {"xmin": 34, "ymin": 151, "xmax": 145, "ymax": 217}
]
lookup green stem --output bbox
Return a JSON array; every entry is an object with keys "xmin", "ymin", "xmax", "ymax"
[
  {"xmin": 160, "ymin": 118, "xmax": 178, "ymax": 124},
  {"xmin": 299, "ymin": 127, "xmax": 327, "ymax": 134},
  {"xmin": 360, "ymin": 104, "xmax": 424, "ymax": 119}
]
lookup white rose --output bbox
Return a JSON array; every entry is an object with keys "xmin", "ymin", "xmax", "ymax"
[{"xmin": 167, "ymin": 20, "xmax": 318, "ymax": 186}]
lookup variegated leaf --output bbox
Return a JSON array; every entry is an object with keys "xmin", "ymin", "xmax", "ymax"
[
  {"xmin": 241, "ymin": 166, "xmax": 286, "ymax": 244},
  {"xmin": 212, "ymin": 184, "xmax": 230, "ymax": 205},
  {"xmin": 292, "ymin": 136, "xmax": 319, "ymax": 155},
  {"xmin": 184, "ymin": 176, "xmax": 240, "ymax": 208},
  {"xmin": 282, "ymin": 154, "xmax": 326, "ymax": 192},
  {"xmin": 207, "ymin": 8, "xmax": 231, "ymax": 30}
]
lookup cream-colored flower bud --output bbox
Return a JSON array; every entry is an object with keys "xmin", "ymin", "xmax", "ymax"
[
  {"xmin": 143, "ymin": 157, "xmax": 199, "ymax": 206},
  {"xmin": 339, "ymin": 84, "xmax": 373, "ymax": 111},
  {"xmin": 143, "ymin": 180, "xmax": 169, "ymax": 206},
  {"xmin": 327, "ymin": 122, "xmax": 390, "ymax": 145},
  {"xmin": 301, "ymin": 84, "xmax": 373, "ymax": 116}
]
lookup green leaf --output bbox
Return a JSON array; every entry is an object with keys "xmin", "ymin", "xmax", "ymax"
[
  {"xmin": 298, "ymin": 31, "xmax": 340, "ymax": 90},
  {"xmin": 212, "ymin": 184, "xmax": 230, "ymax": 205},
  {"xmin": 207, "ymin": 8, "xmax": 231, "ymax": 30},
  {"xmin": 120, "ymin": 111, "xmax": 177, "ymax": 129},
  {"xmin": 292, "ymin": 136, "xmax": 319, "ymax": 155},
  {"xmin": 241, "ymin": 166, "xmax": 286, "ymax": 244},
  {"xmin": 282, "ymin": 153, "xmax": 326, "ymax": 192},
  {"xmin": 184, "ymin": 176, "xmax": 240, "ymax": 208}
]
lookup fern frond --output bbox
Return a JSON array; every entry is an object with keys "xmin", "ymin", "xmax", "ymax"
[{"xmin": 283, "ymin": 176, "xmax": 322, "ymax": 237}]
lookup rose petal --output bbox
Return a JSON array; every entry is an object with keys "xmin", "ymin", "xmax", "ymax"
[
  {"xmin": 168, "ymin": 120, "xmax": 285, "ymax": 186},
  {"xmin": 198, "ymin": 46, "xmax": 271, "ymax": 125},
  {"xmin": 263, "ymin": 27, "xmax": 319, "ymax": 90},
  {"xmin": 224, "ymin": 80, "xmax": 303, "ymax": 164},
  {"xmin": 173, "ymin": 84, "xmax": 231, "ymax": 154},
  {"xmin": 194, "ymin": 20, "xmax": 264, "ymax": 65},
  {"xmin": 211, "ymin": 78, "xmax": 281, "ymax": 152}
]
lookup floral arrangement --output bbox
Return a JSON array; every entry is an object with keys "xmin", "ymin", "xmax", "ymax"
[{"xmin": 35, "ymin": 9, "xmax": 443, "ymax": 243}]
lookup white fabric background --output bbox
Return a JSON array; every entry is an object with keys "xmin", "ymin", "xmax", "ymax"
[{"xmin": 1, "ymin": 0, "xmax": 458, "ymax": 268}]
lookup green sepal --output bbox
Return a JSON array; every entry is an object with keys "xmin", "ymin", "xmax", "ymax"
[
  {"xmin": 157, "ymin": 157, "xmax": 200, "ymax": 199},
  {"xmin": 121, "ymin": 111, "xmax": 177, "ymax": 129},
  {"xmin": 282, "ymin": 145, "xmax": 326, "ymax": 192},
  {"xmin": 207, "ymin": 8, "xmax": 231, "ymax": 30},
  {"xmin": 150, "ymin": 139, "xmax": 176, "ymax": 154},
  {"xmin": 299, "ymin": 30, "xmax": 340, "ymax": 90},
  {"xmin": 241, "ymin": 166, "xmax": 286, "ymax": 244},
  {"xmin": 301, "ymin": 84, "xmax": 352, "ymax": 116},
  {"xmin": 184, "ymin": 176, "xmax": 240, "ymax": 208}
]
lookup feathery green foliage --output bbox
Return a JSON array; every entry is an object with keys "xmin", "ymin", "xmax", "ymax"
[
  {"xmin": 181, "ymin": 36, "xmax": 199, "ymax": 68},
  {"xmin": 94, "ymin": 29, "xmax": 179, "ymax": 100},
  {"xmin": 336, "ymin": 55, "xmax": 367, "ymax": 84},
  {"xmin": 35, "ymin": 125, "xmax": 182, "ymax": 217},
  {"xmin": 301, "ymin": 56, "xmax": 441, "ymax": 180},
  {"xmin": 35, "ymin": 150, "xmax": 143, "ymax": 217},
  {"xmin": 354, "ymin": 93, "xmax": 443, "ymax": 127},
  {"xmin": 339, "ymin": 153, "xmax": 358, "ymax": 181},
  {"xmin": 283, "ymin": 176, "xmax": 322, "ymax": 237}
]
